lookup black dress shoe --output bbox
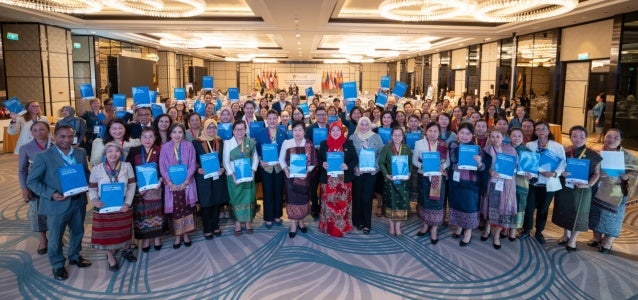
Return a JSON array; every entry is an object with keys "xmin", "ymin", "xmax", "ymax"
[
  {"xmin": 431, "ymin": 238, "xmax": 438, "ymax": 245},
  {"xmin": 451, "ymin": 233, "xmax": 461, "ymax": 239},
  {"xmin": 37, "ymin": 247, "xmax": 48, "ymax": 255},
  {"xmin": 154, "ymin": 244, "xmax": 162, "ymax": 251},
  {"xmin": 508, "ymin": 236, "xmax": 517, "ymax": 242},
  {"xmin": 518, "ymin": 232, "xmax": 530, "ymax": 239},
  {"xmin": 565, "ymin": 245, "xmax": 577, "ymax": 252},
  {"xmin": 416, "ymin": 231, "xmax": 428, "ymax": 237},
  {"xmin": 299, "ymin": 227, "xmax": 308, "ymax": 233},
  {"xmin": 108, "ymin": 262, "xmax": 120, "ymax": 272},
  {"xmin": 587, "ymin": 241, "xmax": 600, "ymax": 248},
  {"xmin": 173, "ymin": 242, "xmax": 181, "ymax": 249},
  {"xmin": 356, "ymin": 225, "xmax": 364, "ymax": 231},
  {"xmin": 535, "ymin": 233, "xmax": 546, "ymax": 244},
  {"xmin": 460, "ymin": 238, "xmax": 472, "ymax": 247},
  {"xmin": 204, "ymin": 234, "xmax": 214, "ymax": 240},
  {"xmin": 480, "ymin": 233, "xmax": 491, "ymax": 241},
  {"xmin": 122, "ymin": 250, "xmax": 137, "ymax": 262},
  {"xmin": 288, "ymin": 231, "xmax": 296, "ymax": 239},
  {"xmin": 184, "ymin": 241, "xmax": 192, "ymax": 247},
  {"xmin": 493, "ymin": 243, "xmax": 501, "ymax": 250},
  {"xmin": 69, "ymin": 256, "xmax": 92, "ymax": 268},
  {"xmin": 52, "ymin": 267, "xmax": 68, "ymax": 280},
  {"xmin": 363, "ymin": 228, "xmax": 370, "ymax": 235},
  {"xmin": 600, "ymin": 247, "xmax": 612, "ymax": 254},
  {"xmin": 142, "ymin": 246, "xmax": 151, "ymax": 253},
  {"xmin": 214, "ymin": 230, "xmax": 222, "ymax": 237}
]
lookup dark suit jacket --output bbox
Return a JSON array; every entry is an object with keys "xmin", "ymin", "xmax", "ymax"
[
  {"xmin": 27, "ymin": 146, "xmax": 90, "ymax": 215},
  {"xmin": 128, "ymin": 122, "xmax": 151, "ymax": 139},
  {"xmin": 271, "ymin": 101, "xmax": 290, "ymax": 114}
]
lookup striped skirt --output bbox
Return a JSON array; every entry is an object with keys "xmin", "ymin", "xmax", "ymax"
[{"xmin": 91, "ymin": 209, "xmax": 133, "ymax": 250}]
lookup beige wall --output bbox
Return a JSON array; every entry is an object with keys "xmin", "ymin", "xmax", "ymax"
[
  {"xmin": 480, "ymin": 42, "xmax": 499, "ymax": 105},
  {"xmin": 208, "ymin": 61, "xmax": 237, "ymax": 92},
  {"xmin": 431, "ymin": 53, "xmax": 440, "ymax": 100},
  {"xmin": 561, "ymin": 19, "xmax": 613, "ymax": 61},
  {"xmin": 157, "ymin": 51, "xmax": 178, "ymax": 97}
]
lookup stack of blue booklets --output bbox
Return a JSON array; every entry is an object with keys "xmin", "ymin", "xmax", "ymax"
[
  {"xmin": 378, "ymin": 127, "xmax": 391, "ymax": 144},
  {"xmin": 458, "ymin": 144, "xmax": 479, "ymax": 170},
  {"xmin": 406, "ymin": 133, "xmax": 420, "ymax": 150},
  {"xmin": 99, "ymin": 182, "xmax": 125, "ymax": 213},
  {"xmin": 168, "ymin": 164, "xmax": 187, "ymax": 185},
  {"xmin": 313, "ymin": 128, "xmax": 328, "ymax": 147},
  {"xmin": 358, "ymin": 148, "xmax": 376, "ymax": 173},
  {"xmin": 218, "ymin": 123, "xmax": 233, "ymax": 140},
  {"xmin": 202, "ymin": 76, "xmax": 214, "ymax": 91},
  {"xmin": 173, "ymin": 88, "xmax": 186, "ymax": 101},
  {"xmin": 3, "ymin": 97, "xmax": 26, "ymax": 115},
  {"xmin": 289, "ymin": 154, "xmax": 307, "ymax": 178},
  {"xmin": 517, "ymin": 151, "xmax": 539, "ymax": 177},
  {"xmin": 234, "ymin": 157, "xmax": 253, "ymax": 183},
  {"xmin": 421, "ymin": 152, "xmax": 441, "ymax": 176},
  {"xmin": 261, "ymin": 143, "xmax": 279, "ymax": 166},
  {"xmin": 327, "ymin": 151, "xmax": 344, "ymax": 176},
  {"xmin": 58, "ymin": 164, "xmax": 88, "ymax": 197},
  {"xmin": 133, "ymin": 86, "xmax": 151, "ymax": 107},
  {"xmin": 135, "ymin": 163, "xmax": 159, "ymax": 191},
  {"xmin": 380, "ymin": 76, "xmax": 390, "ymax": 91},
  {"xmin": 79, "ymin": 83, "xmax": 94, "ymax": 99},
  {"xmin": 391, "ymin": 155, "xmax": 409, "ymax": 180},
  {"xmin": 376, "ymin": 93, "xmax": 388, "ymax": 107},
  {"xmin": 228, "ymin": 88, "xmax": 240, "ymax": 102},
  {"xmin": 565, "ymin": 158, "xmax": 590, "ymax": 184},
  {"xmin": 200, "ymin": 152, "xmax": 220, "ymax": 179},
  {"xmin": 600, "ymin": 151, "xmax": 625, "ymax": 177},
  {"xmin": 539, "ymin": 150, "xmax": 561, "ymax": 172},
  {"xmin": 494, "ymin": 153, "xmax": 516, "ymax": 179}
]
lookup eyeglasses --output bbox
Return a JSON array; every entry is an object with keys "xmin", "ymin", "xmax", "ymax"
[{"xmin": 535, "ymin": 128, "xmax": 548, "ymax": 132}]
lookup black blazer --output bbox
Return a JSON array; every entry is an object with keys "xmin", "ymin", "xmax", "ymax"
[{"xmin": 317, "ymin": 139, "xmax": 358, "ymax": 183}]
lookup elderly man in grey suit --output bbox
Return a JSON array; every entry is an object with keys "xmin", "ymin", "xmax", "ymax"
[{"xmin": 27, "ymin": 124, "xmax": 92, "ymax": 281}]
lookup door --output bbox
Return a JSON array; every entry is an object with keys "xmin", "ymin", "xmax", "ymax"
[{"xmin": 562, "ymin": 62, "xmax": 590, "ymax": 134}]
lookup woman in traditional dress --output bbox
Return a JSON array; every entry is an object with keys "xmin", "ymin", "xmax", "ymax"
[
  {"xmin": 483, "ymin": 129, "xmax": 518, "ymax": 249},
  {"xmin": 185, "ymin": 112, "xmax": 202, "ymax": 141},
  {"xmin": 255, "ymin": 110, "xmax": 287, "ymax": 228},
  {"xmin": 91, "ymin": 119, "xmax": 140, "ymax": 166},
  {"xmin": 379, "ymin": 126, "xmax": 413, "ymax": 237},
  {"xmin": 349, "ymin": 117, "xmax": 384, "ymax": 234},
  {"xmin": 494, "ymin": 118, "xmax": 511, "ymax": 144},
  {"xmin": 279, "ymin": 121, "xmax": 318, "ymax": 238},
  {"xmin": 8, "ymin": 100, "xmax": 49, "ymax": 155},
  {"xmin": 216, "ymin": 107, "xmax": 235, "ymax": 218},
  {"xmin": 153, "ymin": 114, "xmax": 173, "ymax": 146},
  {"xmin": 223, "ymin": 120, "xmax": 259, "ymax": 236},
  {"xmin": 193, "ymin": 119, "xmax": 229, "ymax": 239},
  {"xmin": 412, "ymin": 122, "xmax": 449, "ymax": 244},
  {"xmin": 437, "ymin": 113, "xmax": 457, "ymax": 145},
  {"xmin": 18, "ymin": 121, "xmax": 51, "ymax": 255},
  {"xmin": 372, "ymin": 110, "xmax": 396, "ymax": 217},
  {"xmin": 508, "ymin": 127, "xmax": 532, "ymax": 240},
  {"xmin": 126, "ymin": 127, "xmax": 164, "ymax": 252},
  {"xmin": 159, "ymin": 123, "xmax": 197, "ymax": 249},
  {"xmin": 450, "ymin": 106, "xmax": 464, "ymax": 133},
  {"xmin": 89, "ymin": 142, "xmax": 137, "ymax": 271},
  {"xmin": 474, "ymin": 119, "xmax": 489, "ymax": 149},
  {"xmin": 448, "ymin": 122, "xmax": 485, "ymax": 247},
  {"xmin": 588, "ymin": 128, "xmax": 637, "ymax": 254},
  {"xmin": 317, "ymin": 121, "xmax": 358, "ymax": 237},
  {"xmin": 406, "ymin": 114, "xmax": 423, "ymax": 203},
  {"xmin": 552, "ymin": 125, "xmax": 601, "ymax": 251}
]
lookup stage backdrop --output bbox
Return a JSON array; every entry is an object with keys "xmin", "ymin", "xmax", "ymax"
[{"xmin": 277, "ymin": 73, "xmax": 322, "ymax": 96}]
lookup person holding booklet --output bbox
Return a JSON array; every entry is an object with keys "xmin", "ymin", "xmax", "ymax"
[
  {"xmin": 27, "ymin": 125, "xmax": 91, "ymax": 281},
  {"xmin": 436, "ymin": 113, "xmax": 457, "ymax": 145},
  {"xmin": 88, "ymin": 142, "xmax": 137, "ymax": 271},
  {"xmin": 379, "ymin": 126, "xmax": 413, "ymax": 237},
  {"xmin": 588, "ymin": 129, "xmax": 638, "ymax": 254},
  {"xmin": 412, "ymin": 122, "xmax": 449, "ymax": 244},
  {"xmin": 125, "ymin": 127, "xmax": 164, "ymax": 252},
  {"xmin": 90, "ymin": 119, "xmax": 141, "ymax": 167},
  {"xmin": 349, "ymin": 117, "xmax": 384, "ymax": 235},
  {"xmin": 223, "ymin": 120, "xmax": 259, "ymax": 236},
  {"xmin": 372, "ymin": 110, "xmax": 396, "ymax": 217},
  {"xmin": 305, "ymin": 106, "xmax": 329, "ymax": 219},
  {"xmin": 508, "ymin": 128, "xmax": 532, "ymax": 241},
  {"xmin": 8, "ymin": 100, "xmax": 49, "ymax": 155},
  {"xmin": 193, "ymin": 119, "xmax": 229, "ymax": 239},
  {"xmin": 317, "ymin": 121, "xmax": 358, "ymax": 237},
  {"xmin": 482, "ymin": 129, "xmax": 518, "ymax": 250},
  {"xmin": 551, "ymin": 126, "xmax": 601, "ymax": 252},
  {"xmin": 521, "ymin": 121, "xmax": 566, "ymax": 244},
  {"xmin": 254, "ymin": 110, "xmax": 287, "ymax": 229},
  {"xmin": 153, "ymin": 114, "xmax": 173, "ymax": 146},
  {"xmin": 447, "ymin": 122, "xmax": 485, "ymax": 247},
  {"xmin": 159, "ymin": 123, "xmax": 197, "ymax": 249},
  {"xmin": 279, "ymin": 121, "xmax": 318, "ymax": 238}
]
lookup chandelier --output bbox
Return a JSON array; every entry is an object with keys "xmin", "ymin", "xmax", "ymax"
[
  {"xmin": 0, "ymin": 0, "xmax": 103, "ymax": 14},
  {"xmin": 474, "ymin": 0, "xmax": 578, "ymax": 23},
  {"xmin": 0, "ymin": 0, "xmax": 207, "ymax": 17},
  {"xmin": 379, "ymin": 0, "xmax": 476, "ymax": 21}
]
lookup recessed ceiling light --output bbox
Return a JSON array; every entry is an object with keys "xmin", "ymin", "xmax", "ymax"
[{"xmin": 296, "ymin": 33, "xmax": 300, "ymax": 38}]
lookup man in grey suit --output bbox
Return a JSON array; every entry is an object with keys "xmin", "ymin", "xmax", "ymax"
[{"xmin": 27, "ymin": 125, "xmax": 91, "ymax": 280}]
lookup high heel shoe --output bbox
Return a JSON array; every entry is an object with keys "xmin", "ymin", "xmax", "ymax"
[
  {"xmin": 599, "ymin": 246, "xmax": 612, "ymax": 254},
  {"xmin": 460, "ymin": 238, "xmax": 472, "ymax": 247},
  {"xmin": 508, "ymin": 236, "xmax": 517, "ymax": 242},
  {"xmin": 493, "ymin": 242, "xmax": 501, "ymax": 250},
  {"xmin": 184, "ymin": 241, "xmax": 192, "ymax": 247},
  {"xmin": 142, "ymin": 246, "xmax": 151, "ymax": 253},
  {"xmin": 154, "ymin": 244, "xmax": 162, "ymax": 251},
  {"xmin": 451, "ymin": 233, "xmax": 461, "ymax": 239},
  {"xmin": 587, "ymin": 240, "xmax": 600, "ymax": 248},
  {"xmin": 431, "ymin": 238, "xmax": 439, "ymax": 245},
  {"xmin": 214, "ymin": 230, "xmax": 222, "ymax": 237},
  {"xmin": 565, "ymin": 245, "xmax": 577, "ymax": 252},
  {"xmin": 480, "ymin": 233, "xmax": 491, "ymax": 241},
  {"xmin": 173, "ymin": 242, "xmax": 181, "ymax": 249},
  {"xmin": 299, "ymin": 226, "xmax": 308, "ymax": 233},
  {"xmin": 288, "ymin": 231, "xmax": 296, "ymax": 239},
  {"xmin": 416, "ymin": 231, "xmax": 428, "ymax": 237}
]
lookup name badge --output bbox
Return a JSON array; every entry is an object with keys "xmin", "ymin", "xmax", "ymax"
[
  {"xmin": 93, "ymin": 126, "xmax": 101, "ymax": 134},
  {"xmin": 495, "ymin": 179, "xmax": 504, "ymax": 192},
  {"xmin": 453, "ymin": 171, "xmax": 460, "ymax": 182},
  {"xmin": 565, "ymin": 182, "xmax": 574, "ymax": 189},
  {"xmin": 73, "ymin": 136, "xmax": 78, "ymax": 145}
]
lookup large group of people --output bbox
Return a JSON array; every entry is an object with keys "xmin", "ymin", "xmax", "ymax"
[{"xmin": 10, "ymin": 87, "xmax": 637, "ymax": 281}]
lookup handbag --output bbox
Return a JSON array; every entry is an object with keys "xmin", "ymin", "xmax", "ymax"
[{"xmin": 595, "ymin": 181, "xmax": 624, "ymax": 207}]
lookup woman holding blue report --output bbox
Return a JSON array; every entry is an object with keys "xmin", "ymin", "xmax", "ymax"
[
  {"xmin": 508, "ymin": 127, "xmax": 532, "ymax": 241},
  {"xmin": 552, "ymin": 125, "xmax": 601, "ymax": 251}
]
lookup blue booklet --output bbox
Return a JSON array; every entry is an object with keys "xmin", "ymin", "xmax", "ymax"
[
  {"xmin": 299, "ymin": 102, "xmax": 310, "ymax": 117},
  {"xmin": 200, "ymin": 152, "xmax": 221, "ymax": 179},
  {"xmin": 218, "ymin": 123, "xmax": 233, "ymax": 140},
  {"xmin": 376, "ymin": 93, "xmax": 388, "ymax": 107},
  {"xmin": 517, "ymin": 151, "xmax": 539, "ymax": 177},
  {"xmin": 112, "ymin": 93, "xmax": 127, "ymax": 112},
  {"xmin": 233, "ymin": 157, "xmax": 253, "ymax": 183},
  {"xmin": 600, "ymin": 151, "xmax": 625, "ymax": 177},
  {"xmin": 380, "ymin": 76, "xmax": 390, "ymax": 91},
  {"xmin": 202, "ymin": 76, "xmax": 214, "ymax": 91},
  {"xmin": 149, "ymin": 90, "xmax": 158, "ymax": 104},
  {"xmin": 328, "ymin": 115, "xmax": 338, "ymax": 125},
  {"xmin": 228, "ymin": 87, "xmax": 240, "ymax": 101},
  {"xmin": 99, "ymin": 182, "xmax": 125, "ymax": 213},
  {"xmin": 289, "ymin": 153, "xmax": 307, "ymax": 178},
  {"xmin": 458, "ymin": 144, "xmax": 479, "ymax": 170},
  {"xmin": 151, "ymin": 104, "xmax": 164, "ymax": 119},
  {"xmin": 421, "ymin": 151, "xmax": 441, "ymax": 176},
  {"xmin": 173, "ymin": 88, "xmax": 186, "ymax": 101},
  {"xmin": 3, "ymin": 97, "xmax": 26, "ymax": 115},
  {"xmin": 406, "ymin": 133, "xmax": 420, "ymax": 150},
  {"xmin": 168, "ymin": 164, "xmax": 187, "ymax": 185},
  {"xmin": 58, "ymin": 164, "xmax": 88, "ymax": 197},
  {"xmin": 313, "ymin": 127, "xmax": 328, "ymax": 147},
  {"xmin": 327, "ymin": 151, "xmax": 344, "ymax": 176},
  {"xmin": 377, "ymin": 127, "xmax": 392, "ymax": 144},
  {"xmin": 392, "ymin": 81, "xmax": 408, "ymax": 98},
  {"xmin": 79, "ymin": 83, "xmax": 94, "ymax": 99},
  {"xmin": 249, "ymin": 121, "xmax": 265, "ymax": 139},
  {"xmin": 539, "ymin": 150, "xmax": 561, "ymax": 172},
  {"xmin": 133, "ymin": 86, "xmax": 150, "ymax": 107},
  {"xmin": 391, "ymin": 155, "xmax": 409, "ymax": 180},
  {"xmin": 135, "ymin": 163, "xmax": 160, "ymax": 192},
  {"xmin": 358, "ymin": 148, "xmax": 376, "ymax": 173},
  {"xmin": 193, "ymin": 100, "xmax": 206, "ymax": 116},
  {"xmin": 565, "ymin": 158, "xmax": 590, "ymax": 184},
  {"xmin": 345, "ymin": 99, "xmax": 356, "ymax": 114},
  {"xmin": 261, "ymin": 143, "xmax": 279, "ymax": 166},
  {"xmin": 494, "ymin": 153, "xmax": 516, "ymax": 179},
  {"xmin": 305, "ymin": 87, "xmax": 314, "ymax": 97},
  {"xmin": 342, "ymin": 81, "xmax": 357, "ymax": 101}
]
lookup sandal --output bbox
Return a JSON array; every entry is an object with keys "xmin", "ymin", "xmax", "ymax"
[
  {"xmin": 234, "ymin": 230, "xmax": 242, "ymax": 237},
  {"xmin": 363, "ymin": 228, "xmax": 370, "ymax": 235}
]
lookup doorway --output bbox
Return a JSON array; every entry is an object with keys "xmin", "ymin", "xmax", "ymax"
[{"xmin": 561, "ymin": 62, "xmax": 590, "ymax": 134}]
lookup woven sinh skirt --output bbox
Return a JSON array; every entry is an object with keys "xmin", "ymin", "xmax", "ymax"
[
  {"xmin": 171, "ymin": 190, "xmax": 195, "ymax": 236},
  {"xmin": 91, "ymin": 209, "xmax": 133, "ymax": 250}
]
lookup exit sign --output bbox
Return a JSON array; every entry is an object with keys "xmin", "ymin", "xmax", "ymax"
[
  {"xmin": 73, "ymin": 42, "xmax": 81, "ymax": 49},
  {"xmin": 578, "ymin": 53, "xmax": 589, "ymax": 60},
  {"xmin": 6, "ymin": 32, "xmax": 19, "ymax": 41}
]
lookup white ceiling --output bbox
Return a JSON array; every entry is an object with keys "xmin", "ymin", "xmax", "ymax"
[{"xmin": 0, "ymin": 0, "xmax": 637, "ymax": 62}]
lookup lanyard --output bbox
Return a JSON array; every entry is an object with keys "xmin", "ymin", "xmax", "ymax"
[
  {"xmin": 238, "ymin": 138, "xmax": 246, "ymax": 157},
  {"xmin": 393, "ymin": 144, "xmax": 403, "ymax": 155},
  {"xmin": 206, "ymin": 140, "xmax": 216, "ymax": 153},
  {"xmin": 570, "ymin": 147, "xmax": 587, "ymax": 159},
  {"xmin": 492, "ymin": 145, "xmax": 500, "ymax": 155},
  {"xmin": 141, "ymin": 146, "xmax": 153, "ymax": 164},
  {"xmin": 190, "ymin": 128, "xmax": 198, "ymax": 139},
  {"xmin": 173, "ymin": 142, "xmax": 182, "ymax": 164},
  {"xmin": 35, "ymin": 139, "xmax": 48, "ymax": 151}
]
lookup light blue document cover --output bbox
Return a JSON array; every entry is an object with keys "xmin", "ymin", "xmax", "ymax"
[
  {"xmin": 218, "ymin": 123, "xmax": 233, "ymax": 140},
  {"xmin": 133, "ymin": 86, "xmax": 151, "ymax": 106},
  {"xmin": 342, "ymin": 81, "xmax": 357, "ymax": 101},
  {"xmin": 3, "ymin": 97, "xmax": 26, "ymax": 115},
  {"xmin": 358, "ymin": 148, "xmax": 376, "ymax": 173},
  {"xmin": 517, "ymin": 151, "xmax": 539, "ymax": 176},
  {"xmin": 458, "ymin": 144, "xmax": 479, "ymax": 170},
  {"xmin": 58, "ymin": 164, "xmax": 88, "ymax": 197},
  {"xmin": 228, "ymin": 88, "xmax": 240, "ymax": 101},
  {"xmin": 193, "ymin": 100, "xmax": 206, "ymax": 116},
  {"xmin": 200, "ymin": 152, "xmax": 220, "ymax": 179},
  {"xmin": 380, "ymin": 76, "xmax": 390, "ymax": 90},
  {"xmin": 289, "ymin": 154, "xmax": 307, "ymax": 178},
  {"xmin": 406, "ymin": 133, "xmax": 420, "ymax": 150},
  {"xmin": 151, "ymin": 104, "xmax": 164, "ymax": 118},
  {"xmin": 392, "ymin": 81, "xmax": 408, "ymax": 98},
  {"xmin": 299, "ymin": 102, "xmax": 310, "ymax": 117},
  {"xmin": 376, "ymin": 93, "xmax": 388, "ymax": 107},
  {"xmin": 249, "ymin": 121, "xmax": 264, "ymax": 139},
  {"xmin": 135, "ymin": 163, "xmax": 159, "ymax": 192},
  {"xmin": 378, "ymin": 127, "xmax": 391, "ymax": 144},
  {"xmin": 99, "ymin": 182, "xmax": 125, "ymax": 213},
  {"xmin": 600, "ymin": 151, "xmax": 625, "ymax": 177},
  {"xmin": 261, "ymin": 143, "xmax": 279, "ymax": 165},
  {"xmin": 539, "ymin": 150, "xmax": 561, "ymax": 172},
  {"xmin": 233, "ymin": 157, "xmax": 253, "ymax": 183},
  {"xmin": 327, "ymin": 151, "xmax": 344, "ymax": 176},
  {"xmin": 112, "ymin": 94, "xmax": 126, "ymax": 110},
  {"xmin": 305, "ymin": 87, "xmax": 314, "ymax": 97},
  {"xmin": 168, "ymin": 164, "xmax": 187, "ymax": 185},
  {"xmin": 566, "ymin": 158, "xmax": 590, "ymax": 184},
  {"xmin": 173, "ymin": 88, "xmax": 186, "ymax": 101},
  {"xmin": 494, "ymin": 153, "xmax": 516, "ymax": 179},
  {"xmin": 79, "ymin": 83, "xmax": 94, "ymax": 99},
  {"xmin": 391, "ymin": 155, "xmax": 409, "ymax": 180},
  {"xmin": 202, "ymin": 76, "xmax": 214, "ymax": 90},
  {"xmin": 421, "ymin": 151, "xmax": 441, "ymax": 176}
]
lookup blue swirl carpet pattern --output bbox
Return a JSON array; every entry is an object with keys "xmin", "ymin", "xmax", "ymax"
[{"xmin": 0, "ymin": 153, "xmax": 637, "ymax": 299}]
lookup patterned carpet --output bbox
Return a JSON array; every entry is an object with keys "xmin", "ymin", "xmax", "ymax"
[{"xmin": 1, "ymin": 152, "xmax": 637, "ymax": 300}]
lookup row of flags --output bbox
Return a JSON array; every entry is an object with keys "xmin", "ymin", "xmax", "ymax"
[
  {"xmin": 322, "ymin": 70, "xmax": 344, "ymax": 90},
  {"xmin": 255, "ymin": 70, "xmax": 279, "ymax": 91}
]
